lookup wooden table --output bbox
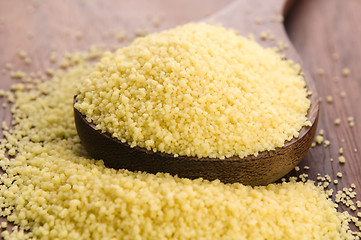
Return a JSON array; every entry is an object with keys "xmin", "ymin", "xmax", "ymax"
[
  {"xmin": 1, "ymin": 0, "xmax": 360, "ymax": 236},
  {"xmin": 286, "ymin": 0, "xmax": 361, "ymax": 210}
]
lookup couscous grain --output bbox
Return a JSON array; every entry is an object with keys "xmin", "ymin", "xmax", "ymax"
[
  {"xmin": 342, "ymin": 68, "xmax": 351, "ymax": 77},
  {"xmin": 338, "ymin": 156, "xmax": 346, "ymax": 164}
]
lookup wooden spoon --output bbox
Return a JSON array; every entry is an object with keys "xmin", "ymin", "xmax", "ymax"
[{"xmin": 74, "ymin": 0, "xmax": 319, "ymax": 186}]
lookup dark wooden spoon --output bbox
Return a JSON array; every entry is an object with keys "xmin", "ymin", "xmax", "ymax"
[{"xmin": 74, "ymin": 0, "xmax": 319, "ymax": 186}]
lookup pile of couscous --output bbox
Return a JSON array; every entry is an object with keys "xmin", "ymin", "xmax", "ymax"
[
  {"xmin": 75, "ymin": 23, "xmax": 311, "ymax": 159},
  {"xmin": 0, "ymin": 24, "xmax": 360, "ymax": 239}
]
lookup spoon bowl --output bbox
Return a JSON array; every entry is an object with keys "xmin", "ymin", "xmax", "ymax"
[
  {"xmin": 73, "ymin": 0, "xmax": 319, "ymax": 186},
  {"xmin": 74, "ymin": 98, "xmax": 318, "ymax": 186}
]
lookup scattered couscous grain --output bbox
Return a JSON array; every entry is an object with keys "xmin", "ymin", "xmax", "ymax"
[
  {"xmin": 326, "ymin": 95, "xmax": 333, "ymax": 103},
  {"xmin": 299, "ymin": 173, "xmax": 308, "ymax": 183},
  {"xmin": 134, "ymin": 27, "xmax": 149, "ymax": 37},
  {"xmin": 152, "ymin": 17, "xmax": 161, "ymax": 28},
  {"xmin": 17, "ymin": 50, "xmax": 27, "ymax": 59},
  {"xmin": 247, "ymin": 33, "xmax": 255, "ymax": 41},
  {"xmin": 342, "ymin": 68, "xmax": 351, "ymax": 77},
  {"xmin": 316, "ymin": 68, "xmax": 324, "ymax": 75},
  {"xmin": 50, "ymin": 52, "xmax": 57, "ymax": 63},
  {"xmin": 338, "ymin": 156, "xmax": 346, "ymax": 164},
  {"xmin": 75, "ymin": 23, "xmax": 311, "ymax": 159},
  {"xmin": 316, "ymin": 135, "xmax": 324, "ymax": 144},
  {"xmin": 0, "ymin": 222, "xmax": 7, "ymax": 229},
  {"xmin": 10, "ymin": 71, "xmax": 26, "ymax": 80},
  {"xmin": 339, "ymin": 147, "xmax": 344, "ymax": 155},
  {"xmin": 347, "ymin": 116, "xmax": 355, "ymax": 127},
  {"xmin": 1, "ymin": 230, "xmax": 10, "ymax": 239},
  {"xmin": 268, "ymin": 32, "xmax": 275, "ymax": 41},
  {"xmin": 117, "ymin": 31, "xmax": 126, "ymax": 42},
  {"xmin": 260, "ymin": 31, "xmax": 268, "ymax": 40},
  {"xmin": 60, "ymin": 58, "xmax": 70, "ymax": 68},
  {"xmin": 75, "ymin": 31, "xmax": 83, "ymax": 40},
  {"xmin": 44, "ymin": 68, "xmax": 54, "ymax": 76},
  {"xmin": 5, "ymin": 63, "xmax": 13, "ymax": 70},
  {"xmin": 254, "ymin": 17, "xmax": 262, "ymax": 24},
  {"xmin": 276, "ymin": 41, "xmax": 288, "ymax": 51},
  {"xmin": 24, "ymin": 57, "xmax": 32, "ymax": 65},
  {"xmin": 10, "ymin": 83, "xmax": 25, "ymax": 92},
  {"xmin": 1, "ymin": 121, "xmax": 8, "ymax": 130},
  {"xmin": 335, "ymin": 118, "xmax": 341, "ymax": 125}
]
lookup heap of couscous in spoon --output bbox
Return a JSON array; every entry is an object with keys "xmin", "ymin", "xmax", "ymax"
[{"xmin": 75, "ymin": 23, "xmax": 311, "ymax": 159}]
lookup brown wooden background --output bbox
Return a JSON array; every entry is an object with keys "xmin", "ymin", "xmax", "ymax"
[
  {"xmin": 1, "ymin": 0, "xmax": 360, "ymax": 236},
  {"xmin": 285, "ymin": 0, "xmax": 361, "ymax": 206}
]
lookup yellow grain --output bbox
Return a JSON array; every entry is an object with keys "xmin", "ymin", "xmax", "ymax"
[{"xmin": 342, "ymin": 68, "xmax": 350, "ymax": 77}]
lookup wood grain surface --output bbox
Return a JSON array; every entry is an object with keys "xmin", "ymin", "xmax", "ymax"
[
  {"xmin": 0, "ymin": 0, "xmax": 360, "ymax": 237},
  {"xmin": 285, "ymin": 0, "xmax": 361, "ymax": 213}
]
